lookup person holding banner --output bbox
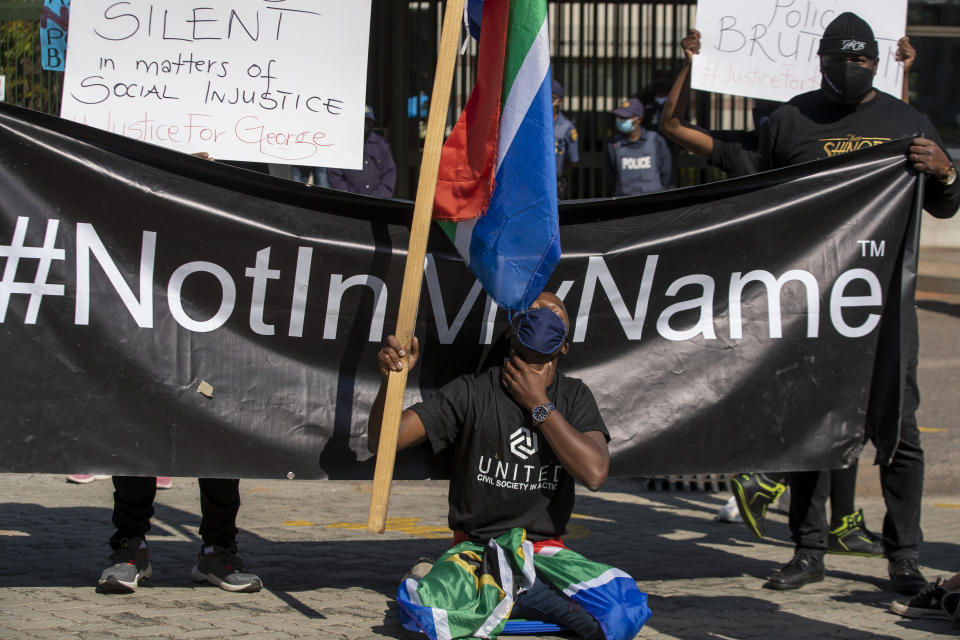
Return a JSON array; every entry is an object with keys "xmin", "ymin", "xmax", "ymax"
[
  {"xmin": 695, "ymin": 11, "xmax": 959, "ymax": 595},
  {"xmin": 97, "ymin": 477, "xmax": 262, "ymax": 594},
  {"xmin": 368, "ymin": 292, "xmax": 649, "ymax": 640},
  {"xmin": 661, "ymin": 28, "xmax": 886, "ymax": 557},
  {"xmin": 660, "ymin": 29, "xmax": 917, "ymax": 179}
]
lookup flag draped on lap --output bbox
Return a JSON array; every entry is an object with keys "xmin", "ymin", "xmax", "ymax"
[
  {"xmin": 433, "ymin": 0, "xmax": 561, "ymax": 312},
  {"xmin": 397, "ymin": 528, "xmax": 651, "ymax": 640}
]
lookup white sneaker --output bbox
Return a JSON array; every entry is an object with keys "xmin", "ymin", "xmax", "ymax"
[{"xmin": 716, "ymin": 495, "xmax": 743, "ymax": 522}]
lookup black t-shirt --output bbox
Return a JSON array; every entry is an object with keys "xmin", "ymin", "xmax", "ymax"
[
  {"xmin": 750, "ymin": 89, "xmax": 959, "ymax": 217},
  {"xmin": 759, "ymin": 90, "xmax": 939, "ymax": 167},
  {"xmin": 409, "ymin": 366, "xmax": 608, "ymax": 541},
  {"xmin": 708, "ymin": 130, "xmax": 762, "ymax": 178}
]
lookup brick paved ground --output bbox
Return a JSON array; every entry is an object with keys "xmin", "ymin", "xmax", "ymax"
[{"xmin": 0, "ymin": 474, "xmax": 957, "ymax": 639}]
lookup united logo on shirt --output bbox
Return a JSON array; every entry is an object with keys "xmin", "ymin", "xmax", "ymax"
[
  {"xmin": 821, "ymin": 134, "xmax": 891, "ymax": 157},
  {"xmin": 509, "ymin": 427, "xmax": 538, "ymax": 459}
]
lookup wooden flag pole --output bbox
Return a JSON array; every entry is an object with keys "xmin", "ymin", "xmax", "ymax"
[{"xmin": 367, "ymin": 0, "xmax": 466, "ymax": 534}]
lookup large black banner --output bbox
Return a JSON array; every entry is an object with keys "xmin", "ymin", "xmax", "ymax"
[{"xmin": 0, "ymin": 103, "xmax": 920, "ymax": 479}]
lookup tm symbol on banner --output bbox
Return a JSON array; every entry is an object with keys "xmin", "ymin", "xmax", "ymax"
[
  {"xmin": 857, "ymin": 240, "xmax": 885, "ymax": 258},
  {"xmin": 0, "ymin": 217, "xmax": 66, "ymax": 324}
]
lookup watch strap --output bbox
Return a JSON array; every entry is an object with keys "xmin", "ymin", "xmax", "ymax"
[{"xmin": 532, "ymin": 402, "xmax": 556, "ymax": 424}]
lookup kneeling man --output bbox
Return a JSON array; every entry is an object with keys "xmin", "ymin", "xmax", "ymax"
[{"xmin": 368, "ymin": 292, "xmax": 649, "ymax": 640}]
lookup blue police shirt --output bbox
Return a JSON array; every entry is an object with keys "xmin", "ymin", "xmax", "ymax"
[
  {"xmin": 606, "ymin": 130, "xmax": 671, "ymax": 196},
  {"xmin": 554, "ymin": 112, "xmax": 579, "ymax": 176}
]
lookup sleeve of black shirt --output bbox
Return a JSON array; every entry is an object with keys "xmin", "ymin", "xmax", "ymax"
[
  {"xmin": 711, "ymin": 139, "xmax": 763, "ymax": 178},
  {"xmin": 407, "ymin": 375, "xmax": 473, "ymax": 454},
  {"xmin": 916, "ymin": 115, "xmax": 960, "ymax": 219},
  {"xmin": 755, "ymin": 119, "xmax": 778, "ymax": 171},
  {"xmin": 563, "ymin": 379, "xmax": 610, "ymax": 442}
]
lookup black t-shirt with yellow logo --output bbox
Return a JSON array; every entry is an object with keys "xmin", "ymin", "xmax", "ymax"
[
  {"xmin": 409, "ymin": 366, "xmax": 608, "ymax": 541},
  {"xmin": 758, "ymin": 90, "xmax": 934, "ymax": 167},
  {"xmin": 754, "ymin": 89, "xmax": 959, "ymax": 217}
]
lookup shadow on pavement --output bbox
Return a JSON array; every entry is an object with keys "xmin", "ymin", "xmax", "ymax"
[
  {"xmin": 918, "ymin": 298, "xmax": 960, "ymax": 319},
  {"xmin": 649, "ymin": 594, "xmax": 908, "ymax": 639},
  {"xmin": 2, "ymin": 488, "xmax": 956, "ymax": 639}
]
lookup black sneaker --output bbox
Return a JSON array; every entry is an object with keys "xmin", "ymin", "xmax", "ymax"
[
  {"xmin": 731, "ymin": 473, "xmax": 785, "ymax": 539},
  {"xmin": 191, "ymin": 544, "xmax": 262, "ymax": 593},
  {"xmin": 828, "ymin": 508, "xmax": 884, "ymax": 557},
  {"xmin": 889, "ymin": 557, "xmax": 928, "ymax": 596},
  {"xmin": 889, "ymin": 578, "xmax": 950, "ymax": 619},
  {"xmin": 98, "ymin": 536, "xmax": 152, "ymax": 593},
  {"xmin": 765, "ymin": 553, "xmax": 825, "ymax": 590}
]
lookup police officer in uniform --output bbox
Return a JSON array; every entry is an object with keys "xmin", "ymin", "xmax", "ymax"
[
  {"xmin": 328, "ymin": 106, "xmax": 397, "ymax": 198},
  {"xmin": 606, "ymin": 98, "xmax": 671, "ymax": 196},
  {"xmin": 552, "ymin": 80, "xmax": 579, "ymax": 199}
]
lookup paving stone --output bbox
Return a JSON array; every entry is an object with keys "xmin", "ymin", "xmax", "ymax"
[{"xmin": 1, "ymin": 474, "xmax": 958, "ymax": 639}]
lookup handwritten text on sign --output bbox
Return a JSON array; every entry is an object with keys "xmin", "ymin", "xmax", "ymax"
[
  {"xmin": 60, "ymin": 1, "xmax": 372, "ymax": 168},
  {"xmin": 691, "ymin": 0, "xmax": 907, "ymax": 103}
]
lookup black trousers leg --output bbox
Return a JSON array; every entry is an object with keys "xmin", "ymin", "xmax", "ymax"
[
  {"xmin": 878, "ymin": 362, "xmax": 924, "ymax": 561},
  {"xmin": 198, "ymin": 478, "xmax": 241, "ymax": 548},
  {"xmin": 110, "ymin": 476, "xmax": 157, "ymax": 549},
  {"xmin": 829, "ymin": 463, "xmax": 858, "ymax": 528},
  {"xmin": 788, "ymin": 470, "xmax": 829, "ymax": 556},
  {"xmin": 512, "ymin": 578, "xmax": 604, "ymax": 640}
]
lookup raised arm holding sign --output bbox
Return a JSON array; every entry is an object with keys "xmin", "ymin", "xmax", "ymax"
[{"xmin": 691, "ymin": 0, "xmax": 908, "ymax": 102}]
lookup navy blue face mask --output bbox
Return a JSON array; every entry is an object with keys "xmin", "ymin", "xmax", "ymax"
[{"xmin": 509, "ymin": 308, "xmax": 567, "ymax": 364}]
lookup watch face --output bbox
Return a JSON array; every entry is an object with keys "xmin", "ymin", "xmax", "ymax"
[{"xmin": 532, "ymin": 405, "xmax": 548, "ymax": 422}]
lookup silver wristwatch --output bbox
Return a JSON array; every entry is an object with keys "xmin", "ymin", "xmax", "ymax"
[{"xmin": 531, "ymin": 402, "xmax": 555, "ymax": 424}]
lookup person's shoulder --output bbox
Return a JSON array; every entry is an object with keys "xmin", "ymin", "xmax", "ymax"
[
  {"xmin": 649, "ymin": 129, "xmax": 668, "ymax": 143},
  {"xmin": 870, "ymin": 90, "xmax": 923, "ymax": 117},
  {"xmin": 771, "ymin": 91, "xmax": 820, "ymax": 119},
  {"xmin": 556, "ymin": 372, "xmax": 594, "ymax": 398},
  {"xmin": 786, "ymin": 89, "xmax": 824, "ymax": 106},
  {"xmin": 463, "ymin": 366, "xmax": 501, "ymax": 391},
  {"xmin": 367, "ymin": 131, "xmax": 391, "ymax": 148}
]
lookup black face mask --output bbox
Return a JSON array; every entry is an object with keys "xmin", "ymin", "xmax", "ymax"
[{"xmin": 821, "ymin": 60, "xmax": 874, "ymax": 104}]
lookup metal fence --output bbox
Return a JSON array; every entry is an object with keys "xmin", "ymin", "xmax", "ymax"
[{"xmin": 389, "ymin": 1, "xmax": 740, "ymax": 198}]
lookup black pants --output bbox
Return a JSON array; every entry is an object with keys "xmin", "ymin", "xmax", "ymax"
[
  {"xmin": 789, "ymin": 362, "xmax": 924, "ymax": 561},
  {"xmin": 512, "ymin": 578, "xmax": 604, "ymax": 640},
  {"xmin": 110, "ymin": 477, "xmax": 241, "ymax": 549},
  {"xmin": 766, "ymin": 465, "xmax": 857, "ymax": 525}
]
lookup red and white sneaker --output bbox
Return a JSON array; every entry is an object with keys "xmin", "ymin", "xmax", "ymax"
[
  {"xmin": 66, "ymin": 475, "xmax": 110, "ymax": 484},
  {"xmin": 155, "ymin": 477, "xmax": 173, "ymax": 490}
]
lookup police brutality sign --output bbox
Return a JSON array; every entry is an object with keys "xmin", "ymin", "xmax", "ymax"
[
  {"xmin": 59, "ymin": 0, "xmax": 372, "ymax": 169},
  {"xmin": 691, "ymin": 0, "xmax": 908, "ymax": 102},
  {"xmin": 0, "ymin": 103, "xmax": 922, "ymax": 479}
]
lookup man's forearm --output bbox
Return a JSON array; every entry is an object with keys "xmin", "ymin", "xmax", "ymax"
[{"xmin": 538, "ymin": 412, "xmax": 609, "ymax": 491}]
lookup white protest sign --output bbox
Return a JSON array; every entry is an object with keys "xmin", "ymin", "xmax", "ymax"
[
  {"xmin": 60, "ymin": 0, "xmax": 372, "ymax": 168},
  {"xmin": 692, "ymin": 0, "xmax": 908, "ymax": 103}
]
